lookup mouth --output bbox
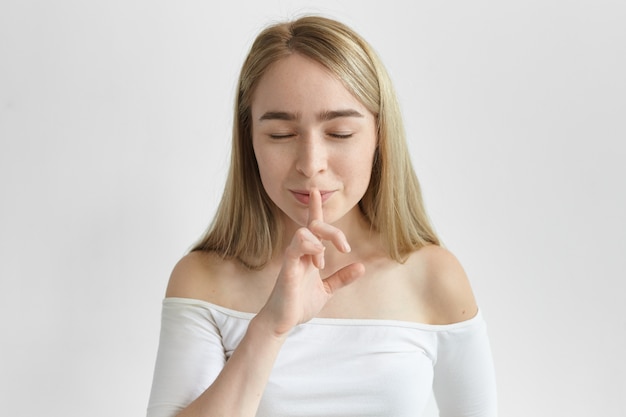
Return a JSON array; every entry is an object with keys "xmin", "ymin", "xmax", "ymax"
[{"xmin": 290, "ymin": 190, "xmax": 335, "ymax": 205}]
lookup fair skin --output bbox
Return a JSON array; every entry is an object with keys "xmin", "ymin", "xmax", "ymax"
[{"xmin": 166, "ymin": 53, "xmax": 477, "ymax": 417}]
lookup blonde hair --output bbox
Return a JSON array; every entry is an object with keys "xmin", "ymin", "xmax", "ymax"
[{"xmin": 193, "ymin": 15, "xmax": 439, "ymax": 268}]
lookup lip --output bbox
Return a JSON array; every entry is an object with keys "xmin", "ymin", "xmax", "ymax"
[{"xmin": 290, "ymin": 190, "xmax": 335, "ymax": 205}]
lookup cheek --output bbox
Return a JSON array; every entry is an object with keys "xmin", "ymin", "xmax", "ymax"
[
  {"xmin": 254, "ymin": 147, "xmax": 287, "ymax": 194},
  {"xmin": 255, "ymin": 155, "xmax": 274, "ymax": 187},
  {"xmin": 333, "ymin": 150, "xmax": 375, "ymax": 197},
  {"xmin": 349, "ymin": 143, "xmax": 376, "ymax": 177}
]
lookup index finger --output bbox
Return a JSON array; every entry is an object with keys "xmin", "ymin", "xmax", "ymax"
[{"xmin": 307, "ymin": 188, "xmax": 323, "ymax": 226}]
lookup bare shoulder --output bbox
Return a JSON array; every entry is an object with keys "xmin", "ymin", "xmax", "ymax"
[
  {"xmin": 165, "ymin": 251, "xmax": 274, "ymax": 312},
  {"xmin": 407, "ymin": 245, "xmax": 478, "ymax": 324},
  {"xmin": 165, "ymin": 251, "xmax": 232, "ymax": 301}
]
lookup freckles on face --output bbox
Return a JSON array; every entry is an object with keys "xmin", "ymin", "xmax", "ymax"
[{"xmin": 250, "ymin": 53, "xmax": 377, "ymax": 226}]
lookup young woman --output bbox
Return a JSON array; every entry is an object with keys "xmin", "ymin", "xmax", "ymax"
[{"xmin": 148, "ymin": 15, "xmax": 497, "ymax": 417}]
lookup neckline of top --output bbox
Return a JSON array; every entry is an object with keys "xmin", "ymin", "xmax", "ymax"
[{"xmin": 163, "ymin": 297, "xmax": 484, "ymax": 331}]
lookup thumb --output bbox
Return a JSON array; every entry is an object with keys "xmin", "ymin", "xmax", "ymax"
[{"xmin": 322, "ymin": 263, "xmax": 365, "ymax": 295}]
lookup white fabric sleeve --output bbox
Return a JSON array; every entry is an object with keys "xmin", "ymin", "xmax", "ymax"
[
  {"xmin": 147, "ymin": 298, "xmax": 226, "ymax": 417},
  {"xmin": 432, "ymin": 312, "xmax": 498, "ymax": 417}
]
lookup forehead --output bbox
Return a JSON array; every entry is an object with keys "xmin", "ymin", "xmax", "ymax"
[{"xmin": 251, "ymin": 53, "xmax": 370, "ymax": 117}]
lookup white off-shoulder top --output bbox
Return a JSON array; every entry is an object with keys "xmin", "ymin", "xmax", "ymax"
[{"xmin": 147, "ymin": 297, "xmax": 497, "ymax": 417}]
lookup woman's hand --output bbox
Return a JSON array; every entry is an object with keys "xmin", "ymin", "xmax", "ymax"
[{"xmin": 257, "ymin": 189, "xmax": 365, "ymax": 337}]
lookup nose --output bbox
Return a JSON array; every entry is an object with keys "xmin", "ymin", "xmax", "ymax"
[{"xmin": 295, "ymin": 133, "xmax": 327, "ymax": 178}]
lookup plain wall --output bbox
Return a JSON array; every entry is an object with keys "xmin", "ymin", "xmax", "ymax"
[{"xmin": 1, "ymin": 1, "xmax": 624, "ymax": 416}]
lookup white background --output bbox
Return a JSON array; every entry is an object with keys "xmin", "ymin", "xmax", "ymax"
[{"xmin": 1, "ymin": 1, "xmax": 625, "ymax": 416}]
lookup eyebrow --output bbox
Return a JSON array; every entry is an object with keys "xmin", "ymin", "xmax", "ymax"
[
  {"xmin": 319, "ymin": 109, "xmax": 364, "ymax": 121},
  {"xmin": 259, "ymin": 111, "xmax": 298, "ymax": 121},
  {"xmin": 258, "ymin": 109, "xmax": 364, "ymax": 122}
]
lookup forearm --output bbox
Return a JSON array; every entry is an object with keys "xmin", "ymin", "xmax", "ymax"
[{"xmin": 176, "ymin": 313, "xmax": 287, "ymax": 417}]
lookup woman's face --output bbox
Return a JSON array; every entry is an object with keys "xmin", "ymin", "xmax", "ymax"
[{"xmin": 251, "ymin": 53, "xmax": 377, "ymax": 228}]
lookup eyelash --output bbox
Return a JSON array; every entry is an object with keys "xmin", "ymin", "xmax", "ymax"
[
  {"xmin": 329, "ymin": 133, "xmax": 353, "ymax": 139},
  {"xmin": 268, "ymin": 133, "xmax": 353, "ymax": 139}
]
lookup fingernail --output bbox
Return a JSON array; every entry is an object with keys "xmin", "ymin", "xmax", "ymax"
[{"xmin": 343, "ymin": 242, "xmax": 351, "ymax": 253}]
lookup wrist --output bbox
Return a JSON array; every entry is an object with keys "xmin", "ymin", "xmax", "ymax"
[{"xmin": 250, "ymin": 308, "xmax": 292, "ymax": 342}]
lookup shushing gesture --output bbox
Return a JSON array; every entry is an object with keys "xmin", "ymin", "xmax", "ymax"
[{"xmin": 259, "ymin": 189, "xmax": 365, "ymax": 337}]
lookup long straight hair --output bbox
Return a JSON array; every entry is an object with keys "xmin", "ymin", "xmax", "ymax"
[{"xmin": 193, "ymin": 16, "xmax": 439, "ymax": 268}]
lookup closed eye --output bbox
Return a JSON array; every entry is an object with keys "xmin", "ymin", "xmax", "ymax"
[
  {"xmin": 269, "ymin": 133, "xmax": 296, "ymax": 139},
  {"xmin": 328, "ymin": 132, "xmax": 353, "ymax": 139}
]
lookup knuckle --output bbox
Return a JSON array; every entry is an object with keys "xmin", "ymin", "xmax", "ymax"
[
  {"xmin": 293, "ymin": 227, "xmax": 312, "ymax": 245},
  {"xmin": 295, "ymin": 227, "xmax": 308, "ymax": 238},
  {"xmin": 308, "ymin": 219, "xmax": 320, "ymax": 229},
  {"xmin": 330, "ymin": 229, "xmax": 343, "ymax": 239}
]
